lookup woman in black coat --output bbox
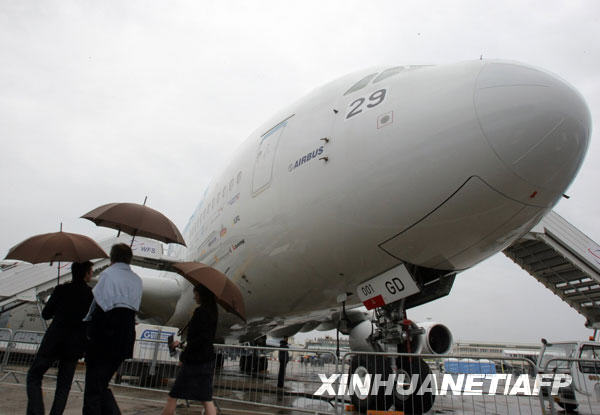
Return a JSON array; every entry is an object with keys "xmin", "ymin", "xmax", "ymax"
[{"xmin": 162, "ymin": 285, "xmax": 218, "ymax": 415}]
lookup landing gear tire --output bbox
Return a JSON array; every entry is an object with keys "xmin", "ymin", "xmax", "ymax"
[
  {"xmin": 394, "ymin": 356, "xmax": 434, "ymax": 415},
  {"xmin": 349, "ymin": 354, "xmax": 394, "ymax": 412}
]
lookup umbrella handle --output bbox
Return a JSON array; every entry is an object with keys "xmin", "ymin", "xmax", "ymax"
[
  {"xmin": 57, "ymin": 223, "xmax": 62, "ymax": 285},
  {"xmin": 129, "ymin": 197, "xmax": 146, "ymax": 247},
  {"xmin": 130, "ymin": 196, "xmax": 146, "ymax": 247}
]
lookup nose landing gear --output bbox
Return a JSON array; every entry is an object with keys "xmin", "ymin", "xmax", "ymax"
[
  {"xmin": 346, "ymin": 353, "xmax": 434, "ymax": 414},
  {"xmin": 346, "ymin": 300, "xmax": 436, "ymax": 414}
]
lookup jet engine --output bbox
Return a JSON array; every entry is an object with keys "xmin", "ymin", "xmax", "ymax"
[
  {"xmin": 349, "ymin": 319, "xmax": 453, "ymax": 355},
  {"xmin": 416, "ymin": 321, "xmax": 453, "ymax": 355}
]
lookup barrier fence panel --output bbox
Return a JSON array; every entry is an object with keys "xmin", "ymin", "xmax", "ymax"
[
  {"xmin": 0, "ymin": 330, "xmax": 44, "ymax": 382},
  {"xmin": 7, "ymin": 329, "xmax": 591, "ymax": 415},
  {"xmin": 212, "ymin": 344, "xmax": 338, "ymax": 414},
  {"xmin": 340, "ymin": 351, "xmax": 541, "ymax": 415},
  {"xmin": 0, "ymin": 328, "xmax": 13, "ymax": 374},
  {"xmin": 112, "ymin": 339, "xmax": 340, "ymax": 413},
  {"xmin": 115, "ymin": 335, "xmax": 180, "ymax": 389},
  {"xmin": 539, "ymin": 357, "xmax": 600, "ymax": 415}
]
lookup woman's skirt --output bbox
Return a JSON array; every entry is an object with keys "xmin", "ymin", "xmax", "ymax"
[{"xmin": 169, "ymin": 359, "xmax": 216, "ymax": 401}]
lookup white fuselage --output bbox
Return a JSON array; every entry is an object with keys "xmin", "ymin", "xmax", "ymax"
[{"xmin": 163, "ymin": 60, "xmax": 591, "ymax": 340}]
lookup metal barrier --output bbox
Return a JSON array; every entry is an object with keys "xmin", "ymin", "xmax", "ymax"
[
  {"xmin": 119, "ymin": 343, "xmax": 545, "ymax": 415},
  {"xmin": 5, "ymin": 329, "xmax": 590, "ymax": 415},
  {"xmin": 110, "ymin": 339, "xmax": 340, "ymax": 413},
  {"xmin": 213, "ymin": 344, "xmax": 339, "ymax": 414},
  {"xmin": 538, "ymin": 357, "xmax": 600, "ymax": 415},
  {"xmin": 340, "ymin": 351, "xmax": 541, "ymax": 414},
  {"xmin": 116, "ymin": 335, "xmax": 180, "ymax": 389},
  {"xmin": 0, "ymin": 329, "xmax": 45, "ymax": 383},
  {"xmin": 0, "ymin": 328, "xmax": 13, "ymax": 375}
]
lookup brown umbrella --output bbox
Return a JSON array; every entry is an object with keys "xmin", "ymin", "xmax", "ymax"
[
  {"xmin": 171, "ymin": 262, "xmax": 246, "ymax": 321},
  {"xmin": 81, "ymin": 200, "xmax": 186, "ymax": 246},
  {"xmin": 5, "ymin": 231, "xmax": 108, "ymax": 264},
  {"xmin": 4, "ymin": 229, "xmax": 108, "ymax": 284}
]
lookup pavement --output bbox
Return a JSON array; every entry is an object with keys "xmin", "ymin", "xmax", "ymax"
[
  {"xmin": 0, "ymin": 381, "xmax": 303, "ymax": 415},
  {"xmin": 3, "ymin": 360, "xmax": 593, "ymax": 414}
]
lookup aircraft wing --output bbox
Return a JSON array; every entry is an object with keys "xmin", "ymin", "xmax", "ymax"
[{"xmin": 220, "ymin": 304, "xmax": 370, "ymax": 344}]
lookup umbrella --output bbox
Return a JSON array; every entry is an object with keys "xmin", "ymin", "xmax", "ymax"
[
  {"xmin": 171, "ymin": 262, "xmax": 246, "ymax": 321},
  {"xmin": 5, "ymin": 231, "xmax": 108, "ymax": 264},
  {"xmin": 4, "ymin": 228, "xmax": 108, "ymax": 284},
  {"xmin": 81, "ymin": 198, "xmax": 186, "ymax": 246}
]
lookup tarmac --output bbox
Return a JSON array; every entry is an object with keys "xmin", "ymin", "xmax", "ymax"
[
  {"xmin": 4, "ymin": 377, "xmax": 597, "ymax": 415},
  {"xmin": 2, "ymin": 359, "xmax": 595, "ymax": 414},
  {"xmin": 0, "ymin": 381, "xmax": 307, "ymax": 415}
]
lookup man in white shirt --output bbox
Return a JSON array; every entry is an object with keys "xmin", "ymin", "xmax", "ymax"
[{"xmin": 83, "ymin": 243, "xmax": 143, "ymax": 415}]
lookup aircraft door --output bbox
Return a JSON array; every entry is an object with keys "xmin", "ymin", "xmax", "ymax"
[{"xmin": 252, "ymin": 119, "xmax": 289, "ymax": 196}]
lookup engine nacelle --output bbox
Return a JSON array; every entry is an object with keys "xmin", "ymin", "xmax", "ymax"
[
  {"xmin": 348, "ymin": 319, "xmax": 453, "ymax": 354},
  {"xmin": 415, "ymin": 322, "xmax": 453, "ymax": 355}
]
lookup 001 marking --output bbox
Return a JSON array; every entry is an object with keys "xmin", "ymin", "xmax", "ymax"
[{"xmin": 360, "ymin": 283, "xmax": 375, "ymax": 297}]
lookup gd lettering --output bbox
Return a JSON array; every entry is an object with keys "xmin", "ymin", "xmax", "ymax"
[{"xmin": 385, "ymin": 277, "xmax": 405, "ymax": 295}]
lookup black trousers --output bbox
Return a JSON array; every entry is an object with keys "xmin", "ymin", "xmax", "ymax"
[
  {"xmin": 82, "ymin": 357, "xmax": 122, "ymax": 415},
  {"xmin": 277, "ymin": 360, "xmax": 288, "ymax": 388},
  {"xmin": 26, "ymin": 354, "xmax": 78, "ymax": 415}
]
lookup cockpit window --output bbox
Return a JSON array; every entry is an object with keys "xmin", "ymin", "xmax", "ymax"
[
  {"xmin": 373, "ymin": 67, "xmax": 404, "ymax": 83},
  {"xmin": 343, "ymin": 73, "xmax": 378, "ymax": 96}
]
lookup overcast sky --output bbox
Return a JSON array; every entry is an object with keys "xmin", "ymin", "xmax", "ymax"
[{"xmin": 1, "ymin": 1, "xmax": 599, "ymax": 344}]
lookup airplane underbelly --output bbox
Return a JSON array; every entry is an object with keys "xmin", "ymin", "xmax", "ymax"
[{"xmin": 378, "ymin": 176, "xmax": 546, "ymax": 270}]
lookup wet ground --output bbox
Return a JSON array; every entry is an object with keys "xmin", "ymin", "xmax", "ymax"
[
  {"xmin": 2, "ymin": 359, "xmax": 598, "ymax": 414},
  {"xmin": 2, "ymin": 378, "xmax": 595, "ymax": 415},
  {"xmin": 0, "ymin": 381, "xmax": 311, "ymax": 415}
]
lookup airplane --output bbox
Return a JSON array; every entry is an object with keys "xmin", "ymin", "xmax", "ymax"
[
  {"xmin": 130, "ymin": 58, "xmax": 592, "ymax": 413},
  {"xmin": 7, "ymin": 59, "xmax": 591, "ymax": 414}
]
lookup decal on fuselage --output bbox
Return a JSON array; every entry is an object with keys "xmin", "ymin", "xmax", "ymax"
[
  {"xmin": 231, "ymin": 239, "xmax": 245, "ymax": 251},
  {"xmin": 228, "ymin": 193, "xmax": 240, "ymax": 205},
  {"xmin": 345, "ymin": 88, "xmax": 387, "ymax": 120},
  {"xmin": 288, "ymin": 146, "xmax": 324, "ymax": 172},
  {"xmin": 377, "ymin": 111, "xmax": 394, "ymax": 129}
]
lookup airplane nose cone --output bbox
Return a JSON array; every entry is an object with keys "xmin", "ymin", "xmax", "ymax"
[{"xmin": 475, "ymin": 62, "xmax": 591, "ymax": 193}]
